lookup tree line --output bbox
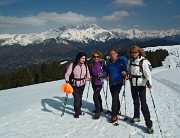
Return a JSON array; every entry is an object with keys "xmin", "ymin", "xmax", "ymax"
[{"xmin": 0, "ymin": 49, "xmax": 168, "ymax": 90}]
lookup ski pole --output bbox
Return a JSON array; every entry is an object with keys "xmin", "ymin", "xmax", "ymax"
[
  {"xmin": 114, "ymin": 79, "xmax": 127, "ymax": 126},
  {"xmin": 123, "ymin": 79, "xmax": 127, "ymax": 119},
  {"xmin": 102, "ymin": 80, "xmax": 110, "ymax": 114},
  {"xmin": 61, "ymin": 93, "xmax": 69, "ymax": 117},
  {"xmin": 103, "ymin": 80, "xmax": 111, "ymax": 114},
  {"xmin": 83, "ymin": 80, "xmax": 91, "ymax": 115},
  {"xmin": 119, "ymin": 79, "xmax": 128, "ymax": 120},
  {"xmin": 149, "ymin": 90, "xmax": 163, "ymax": 138}
]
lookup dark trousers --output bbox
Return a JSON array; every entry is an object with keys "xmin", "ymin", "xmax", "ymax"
[
  {"xmin": 92, "ymin": 84, "xmax": 102, "ymax": 113},
  {"xmin": 72, "ymin": 85, "xmax": 85, "ymax": 115},
  {"xmin": 131, "ymin": 86, "xmax": 153, "ymax": 127},
  {"xmin": 110, "ymin": 84, "xmax": 122, "ymax": 116}
]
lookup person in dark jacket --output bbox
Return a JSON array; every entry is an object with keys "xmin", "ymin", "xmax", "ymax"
[
  {"xmin": 101, "ymin": 49, "xmax": 127, "ymax": 123},
  {"xmin": 65, "ymin": 52, "xmax": 90, "ymax": 118},
  {"xmin": 89, "ymin": 50, "xmax": 105, "ymax": 119}
]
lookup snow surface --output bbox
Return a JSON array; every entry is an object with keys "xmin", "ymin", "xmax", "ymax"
[{"xmin": 0, "ymin": 45, "xmax": 180, "ymax": 138}]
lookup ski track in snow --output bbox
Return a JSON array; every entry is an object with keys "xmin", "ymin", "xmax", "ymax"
[{"xmin": 151, "ymin": 79, "xmax": 180, "ymax": 138}]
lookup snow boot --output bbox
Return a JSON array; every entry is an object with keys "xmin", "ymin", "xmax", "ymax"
[
  {"xmin": 147, "ymin": 127, "xmax": 154, "ymax": 134},
  {"xmin": 109, "ymin": 115, "xmax": 118, "ymax": 123},
  {"xmin": 94, "ymin": 113, "xmax": 100, "ymax": 119},
  {"xmin": 131, "ymin": 117, "xmax": 140, "ymax": 123},
  {"xmin": 74, "ymin": 113, "xmax": 79, "ymax": 118}
]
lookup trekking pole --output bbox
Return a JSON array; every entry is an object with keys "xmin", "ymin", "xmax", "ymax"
[
  {"xmin": 102, "ymin": 80, "xmax": 110, "ymax": 114},
  {"xmin": 83, "ymin": 80, "xmax": 91, "ymax": 115},
  {"xmin": 123, "ymin": 79, "xmax": 128, "ymax": 120},
  {"xmin": 114, "ymin": 79, "xmax": 127, "ymax": 126},
  {"xmin": 149, "ymin": 90, "xmax": 163, "ymax": 138},
  {"xmin": 103, "ymin": 80, "xmax": 110, "ymax": 114},
  {"xmin": 61, "ymin": 93, "xmax": 69, "ymax": 117},
  {"xmin": 118, "ymin": 79, "xmax": 128, "ymax": 120}
]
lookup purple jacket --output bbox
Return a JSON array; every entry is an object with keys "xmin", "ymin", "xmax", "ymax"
[
  {"xmin": 65, "ymin": 63, "xmax": 90, "ymax": 87},
  {"xmin": 90, "ymin": 61, "xmax": 103, "ymax": 85}
]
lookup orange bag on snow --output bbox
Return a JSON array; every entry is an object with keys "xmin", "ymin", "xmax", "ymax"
[{"xmin": 61, "ymin": 83, "xmax": 73, "ymax": 93}]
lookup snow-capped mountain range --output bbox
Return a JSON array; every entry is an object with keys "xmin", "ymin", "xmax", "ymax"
[{"xmin": 0, "ymin": 24, "xmax": 180, "ymax": 46}]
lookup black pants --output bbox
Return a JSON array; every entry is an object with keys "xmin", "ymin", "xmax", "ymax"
[
  {"xmin": 72, "ymin": 85, "xmax": 85, "ymax": 115},
  {"xmin": 131, "ymin": 86, "xmax": 153, "ymax": 128},
  {"xmin": 110, "ymin": 84, "xmax": 122, "ymax": 116},
  {"xmin": 92, "ymin": 84, "xmax": 102, "ymax": 113}
]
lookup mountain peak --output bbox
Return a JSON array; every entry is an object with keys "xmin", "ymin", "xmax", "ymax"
[{"xmin": 0, "ymin": 24, "xmax": 180, "ymax": 46}]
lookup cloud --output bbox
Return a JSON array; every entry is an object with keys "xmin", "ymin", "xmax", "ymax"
[
  {"xmin": 112, "ymin": 0, "xmax": 144, "ymax": 7},
  {"xmin": 133, "ymin": 24, "xmax": 140, "ymax": 27},
  {"xmin": 0, "ymin": 0, "xmax": 28, "ymax": 6},
  {"xmin": 0, "ymin": 16, "xmax": 47, "ymax": 26},
  {"xmin": 173, "ymin": 14, "xmax": 180, "ymax": 18},
  {"xmin": 0, "ymin": 11, "xmax": 97, "ymax": 26},
  {"xmin": 101, "ymin": 11, "xmax": 135, "ymax": 22},
  {"xmin": 38, "ymin": 11, "xmax": 96, "ymax": 24}
]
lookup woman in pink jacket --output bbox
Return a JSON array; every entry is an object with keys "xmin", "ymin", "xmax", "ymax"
[{"xmin": 65, "ymin": 52, "xmax": 90, "ymax": 118}]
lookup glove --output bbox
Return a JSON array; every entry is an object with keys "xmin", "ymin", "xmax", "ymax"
[{"xmin": 146, "ymin": 81, "xmax": 152, "ymax": 89}]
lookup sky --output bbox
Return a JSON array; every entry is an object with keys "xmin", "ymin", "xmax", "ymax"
[
  {"xmin": 0, "ymin": 45, "xmax": 180, "ymax": 138},
  {"xmin": 0, "ymin": 0, "xmax": 180, "ymax": 34}
]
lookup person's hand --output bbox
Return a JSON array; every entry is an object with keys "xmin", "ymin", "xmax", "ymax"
[
  {"xmin": 86, "ymin": 78, "xmax": 90, "ymax": 81},
  {"xmin": 146, "ymin": 81, "xmax": 152, "ymax": 89},
  {"xmin": 125, "ymin": 75, "xmax": 129, "ymax": 80},
  {"xmin": 105, "ymin": 76, "xmax": 109, "ymax": 80},
  {"xmin": 147, "ymin": 84, "xmax": 152, "ymax": 89},
  {"xmin": 98, "ymin": 72, "xmax": 102, "ymax": 78},
  {"xmin": 121, "ymin": 71, "xmax": 126, "ymax": 77}
]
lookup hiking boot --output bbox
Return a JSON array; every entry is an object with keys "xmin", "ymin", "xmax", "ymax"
[
  {"xmin": 131, "ymin": 117, "xmax": 140, "ymax": 122},
  {"xmin": 109, "ymin": 115, "xmax": 118, "ymax": 123},
  {"xmin": 79, "ymin": 111, "xmax": 82, "ymax": 115},
  {"xmin": 94, "ymin": 113, "xmax": 100, "ymax": 119},
  {"xmin": 74, "ymin": 114, "xmax": 79, "ymax": 118},
  {"xmin": 147, "ymin": 127, "xmax": 154, "ymax": 134}
]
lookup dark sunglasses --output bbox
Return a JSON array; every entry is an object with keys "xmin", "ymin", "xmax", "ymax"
[{"xmin": 93, "ymin": 56, "xmax": 100, "ymax": 58}]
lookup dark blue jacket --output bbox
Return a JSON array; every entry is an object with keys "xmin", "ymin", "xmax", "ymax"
[{"xmin": 102, "ymin": 57, "xmax": 127, "ymax": 85}]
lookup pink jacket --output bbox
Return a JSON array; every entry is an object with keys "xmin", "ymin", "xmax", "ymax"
[{"xmin": 65, "ymin": 63, "xmax": 90, "ymax": 87}]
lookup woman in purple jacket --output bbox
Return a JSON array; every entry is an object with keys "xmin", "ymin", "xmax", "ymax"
[
  {"xmin": 89, "ymin": 51, "xmax": 105, "ymax": 119},
  {"xmin": 65, "ymin": 52, "xmax": 90, "ymax": 118}
]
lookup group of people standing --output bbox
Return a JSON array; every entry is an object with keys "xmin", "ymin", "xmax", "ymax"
[{"xmin": 65, "ymin": 45, "xmax": 154, "ymax": 134}]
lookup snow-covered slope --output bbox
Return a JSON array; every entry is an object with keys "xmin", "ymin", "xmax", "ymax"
[
  {"xmin": 0, "ymin": 24, "xmax": 179, "ymax": 46},
  {"xmin": 0, "ymin": 45, "xmax": 180, "ymax": 138}
]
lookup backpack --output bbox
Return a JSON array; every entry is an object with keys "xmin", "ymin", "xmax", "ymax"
[
  {"xmin": 88, "ymin": 58, "xmax": 106, "ymax": 71},
  {"xmin": 68, "ymin": 62, "xmax": 87, "ymax": 84},
  {"xmin": 117, "ymin": 56, "xmax": 128, "ymax": 71},
  {"xmin": 129, "ymin": 58, "xmax": 152, "ymax": 79},
  {"xmin": 107, "ymin": 56, "xmax": 128, "ymax": 71}
]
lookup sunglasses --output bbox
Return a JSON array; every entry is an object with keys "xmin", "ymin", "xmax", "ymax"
[
  {"xmin": 131, "ymin": 52, "xmax": 139, "ymax": 54},
  {"xmin": 93, "ymin": 56, "xmax": 100, "ymax": 58}
]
